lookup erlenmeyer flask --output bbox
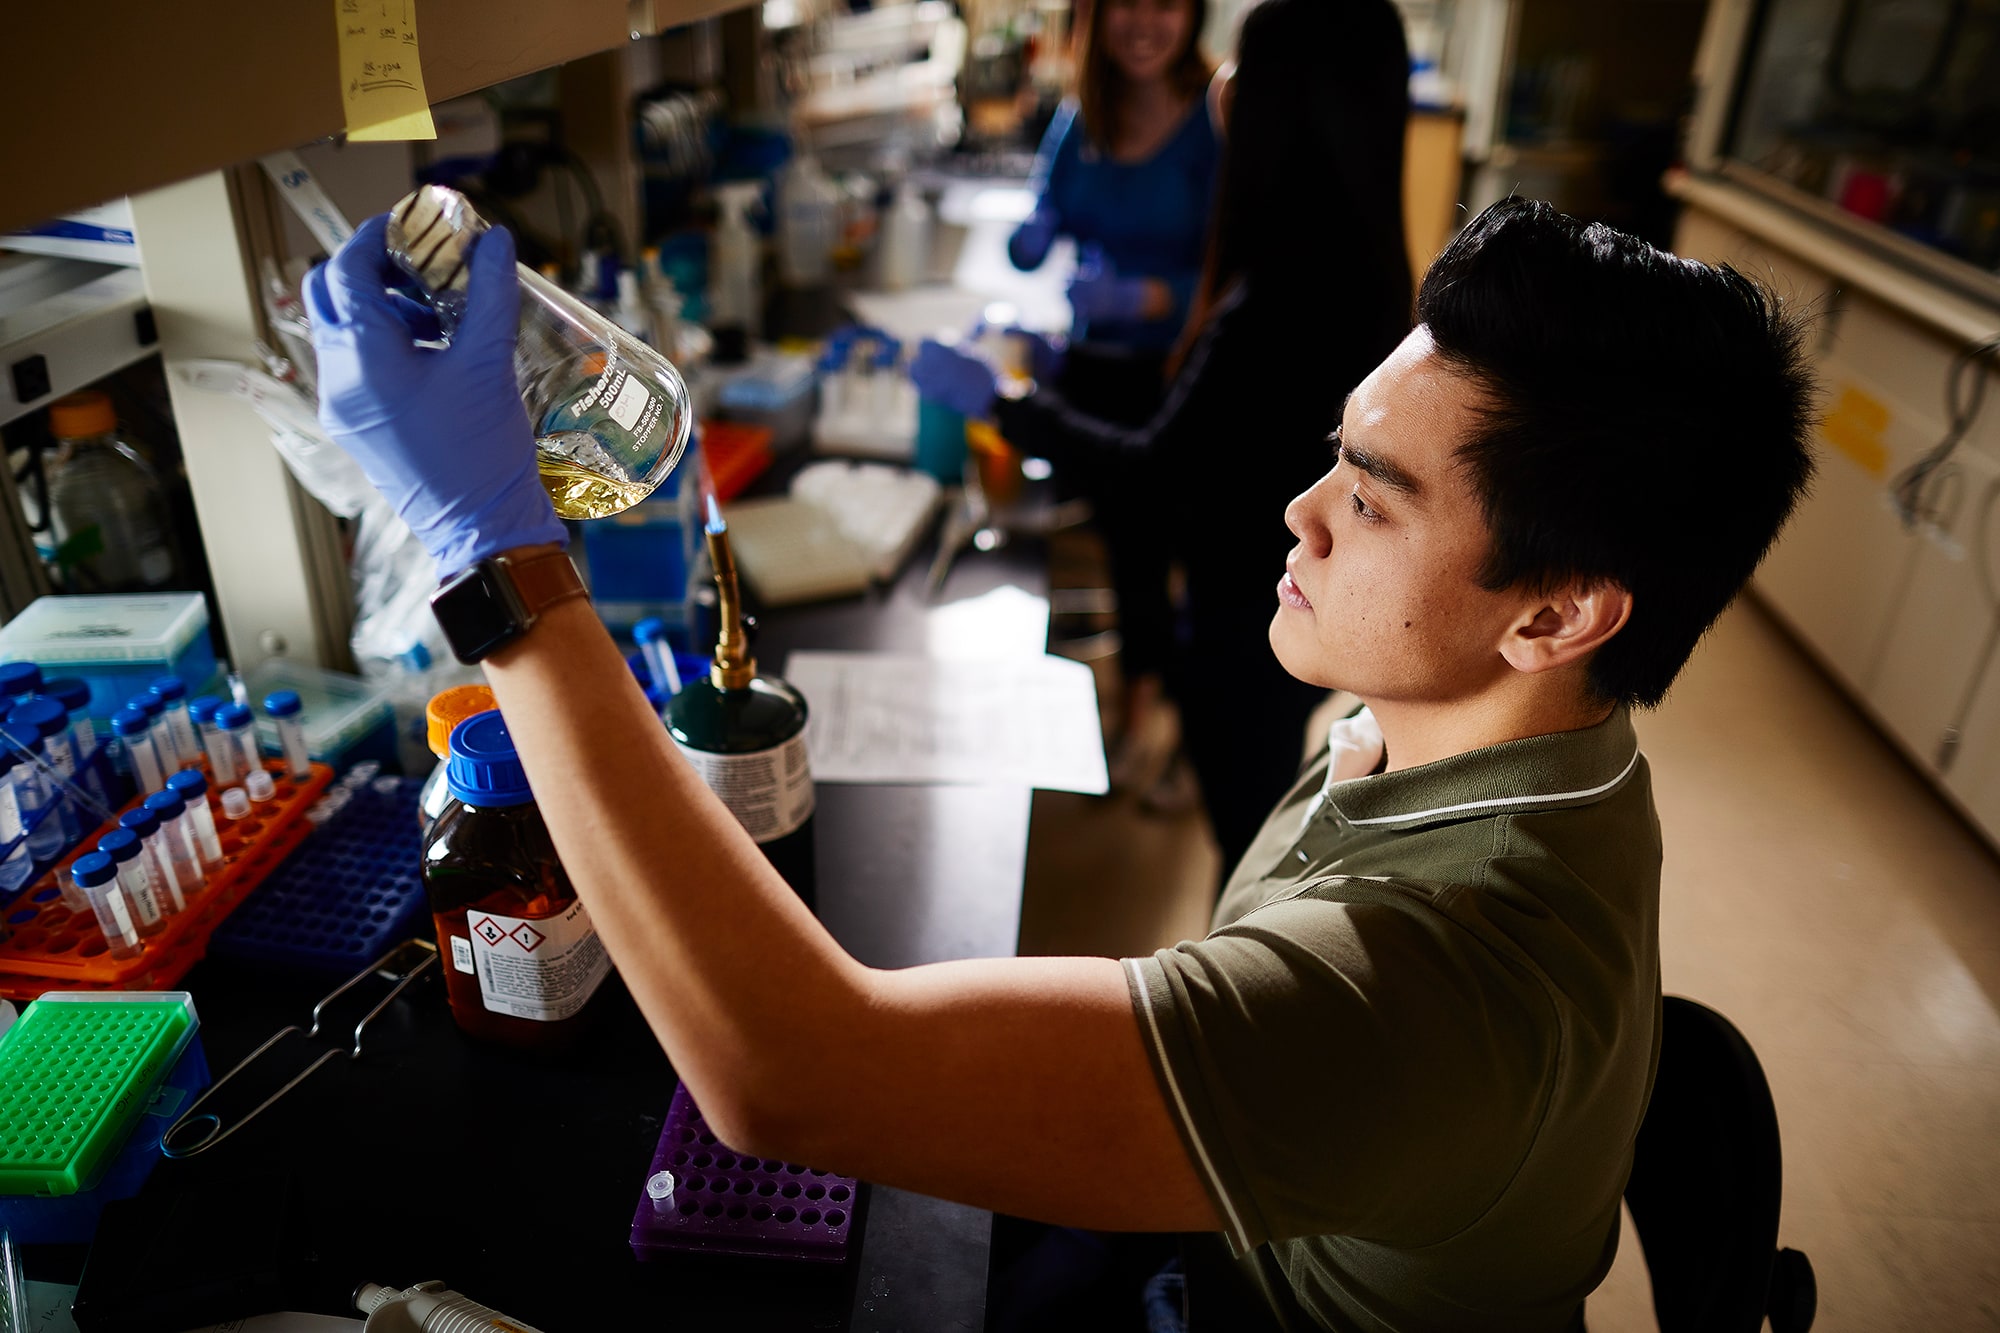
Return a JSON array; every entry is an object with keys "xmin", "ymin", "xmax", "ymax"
[{"xmin": 386, "ymin": 185, "xmax": 693, "ymax": 520}]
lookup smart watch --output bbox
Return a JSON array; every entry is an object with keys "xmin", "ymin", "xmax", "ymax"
[{"xmin": 429, "ymin": 549, "xmax": 589, "ymax": 664}]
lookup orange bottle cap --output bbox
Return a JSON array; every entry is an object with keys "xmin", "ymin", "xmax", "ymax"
[
  {"xmin": 49, "ymin": 391, "xmax": 116, "ymax": 440},
  {"xmin": 425, "ymin": 684, "xmax": 497, "ymax": 758}
]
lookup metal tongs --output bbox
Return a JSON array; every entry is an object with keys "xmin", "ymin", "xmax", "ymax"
[{"xmin": 161, "ymin": 938, "xmax": 438, "ymax": 1158}]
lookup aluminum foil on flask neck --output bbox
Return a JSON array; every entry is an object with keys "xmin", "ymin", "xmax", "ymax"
[{"xmin": 385, "ymin": 185, "xmax": 694, "ymax": 520}]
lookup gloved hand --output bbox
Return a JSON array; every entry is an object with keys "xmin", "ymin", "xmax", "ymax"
[
  {"xmin": 1008, "ymin": 204, "xmax": 1061, "ymax": 271},
  {"xmin": 1009, "ymin": 328, "xmax": 1066, "ymax": 385},
  {"xmin": 910, "ymin": 340, "xmax": 1001, "ymax": 419},
  {"xmin": 305, "ymin": 215, "xmax": 565, "ymax": 578},
  {"xmin": 965, "ymin": 321, "xmax": 1066, "ymax": 386},
  {"xmin": 1067, "ymin": 248, "xmax": 1152, "ymax": 325}
]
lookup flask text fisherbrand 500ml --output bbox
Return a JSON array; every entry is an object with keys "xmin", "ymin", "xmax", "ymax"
[{"xmin": 385, "ymin": 185, "xmax": 694, "ymax": 520}]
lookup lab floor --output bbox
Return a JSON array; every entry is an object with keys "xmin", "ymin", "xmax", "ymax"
[{"xmin": 1020, "ymin": 588, "xmax": 2000, "ymax": 1331}]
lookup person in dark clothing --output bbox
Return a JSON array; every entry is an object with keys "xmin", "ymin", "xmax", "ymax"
[
  {"xmin": 1007, "ymin": 0, "xmax": 1220, "ymax": 800},
  {"xmin": 916, "ymin": 0, "xmax": 1415, "ymax": 879}
]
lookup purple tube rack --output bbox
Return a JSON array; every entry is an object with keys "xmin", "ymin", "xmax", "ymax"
[{"xmin": 629, "ymin": 1082, "xmax": 857, "ymax": 1263}]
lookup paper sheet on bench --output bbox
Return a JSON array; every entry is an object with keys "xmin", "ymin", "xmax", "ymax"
[{"xmin": 783, "ymin": 652, "xmax": 1108, "ymax": 794}]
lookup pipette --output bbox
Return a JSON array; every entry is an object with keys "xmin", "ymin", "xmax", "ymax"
[{"xmin": 353, "ymin": 1280, "xmax": 546, "ymax": 1333}]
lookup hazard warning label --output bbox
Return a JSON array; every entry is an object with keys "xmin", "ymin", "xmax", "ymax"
[{"xmin": 465, "ymin": 899, "xmax": 611, "ymax": 1022}]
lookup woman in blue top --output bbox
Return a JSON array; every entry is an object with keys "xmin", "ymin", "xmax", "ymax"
[
  {"xmin": 1011, "ymin": 0, "xmax": 1219, "ymax": 352},
  {"xmin": 1011, "ymin": 0, "xmax": 1220, "ymax": 800}
]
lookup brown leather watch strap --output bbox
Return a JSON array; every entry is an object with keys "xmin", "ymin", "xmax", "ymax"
[{"xmin": 499, "ymin": 549, "xmax": 589, "ymax": 623}]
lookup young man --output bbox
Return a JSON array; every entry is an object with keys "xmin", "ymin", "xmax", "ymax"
[{"xmin": 307, "ymin": 197, "xmax": 1815, "ymax": 1331}]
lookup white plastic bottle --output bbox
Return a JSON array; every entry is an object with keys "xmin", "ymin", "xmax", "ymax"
[
  {"xmin": 878, "ymin": 181, "xmax": 932, "ymax": 292},
  {"xmin": 615, "ymin": 270, "xmax": 653, "ymax": 344},
  {"xmin": 776, "ymin": 153, "xmax": 840, "ymax": 288},
  {"xmin": 710, "ymin": 182, "xmax": 765, "ymax": 355},
  {"xmin": 44, "ymin": 392, "xmax": 177, "ymax": 591}
]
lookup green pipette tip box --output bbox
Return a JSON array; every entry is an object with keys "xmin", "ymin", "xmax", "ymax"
[{"xmin": 0, "ymin": 992, "xmax": 198, "ymax": 1197}]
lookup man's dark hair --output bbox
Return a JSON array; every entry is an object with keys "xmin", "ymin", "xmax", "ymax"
[{"xmin": 1417, "ymin": 198, "xmax": 1818, "ymax": 707}]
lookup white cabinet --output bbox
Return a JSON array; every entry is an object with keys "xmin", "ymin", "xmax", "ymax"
[
  {"xmin": 1945, "ymin": 631, "xmax": 2000, "ymax": 840},
  {"xmin": 1674, "ymin": 181, "xmax": 2000, "ymax": 848}
]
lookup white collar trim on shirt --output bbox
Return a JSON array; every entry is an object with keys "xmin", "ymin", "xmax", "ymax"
[
  {"xmin": 1342, "ymin": 745, "xmax": 1643, "ymax": 827},
  {"xmin": 1308, "ymin": 705, "xmax": 1642, "ymax": 829}
]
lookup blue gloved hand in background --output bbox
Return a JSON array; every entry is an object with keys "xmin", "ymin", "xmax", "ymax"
[
  {"xmin": 1008, "ymin": 204, "xmax": 1061, "ymax": 271},
  {"xmin": 910, "ymin": 340, "xmax": 1001, "ymax": 419},
  {"xmin": 1066, "ymin": 246, "xmax": 1153, "ymax": 325},
  {"xmin": 306, "ymin": 215, "xmax": 566, "ymax": 578}
]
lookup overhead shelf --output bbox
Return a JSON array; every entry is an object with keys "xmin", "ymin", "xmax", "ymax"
[
  {"xmin": 1, "ymin": 0, "xmax": 751, "ymax": 235},
  {"xmin": 0, "ymin": 255, "xmax": 156, "ymax": 428}
]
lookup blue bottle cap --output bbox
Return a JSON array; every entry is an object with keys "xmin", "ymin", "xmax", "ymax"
[
  {"xmin": 167, "ymin": 768, "xmax": 208, "ymax": 799},
  {"xmin": 143, "ymin": 790, "xmax": 187, "ymax": 820},
  {"xmin": 117, "ymin": 808, "xmax": 159, "ymax": 839},
  {"xmin": 46, "ymin": 678, "xmax": 91, "ymax": 712},
  {"xmin": 263, "ymin": 690, "xmax": 303, "ymax": 719},
  {"xmin": 187, "ymin": 695, "xmax": 223, "ymax": 726},
  {"xmin": 111, "ymin": 708, "xmax": 151, "ymax": 738},
  {"xmin": 0, "ymin": 721, "xmax": 43, "ymax": 755},
  {"xmin": 71, "ymin": 851, "xmax": 117, "ymax": 890},
  {"xmin": 127, "ymin": 693, "xmax": 164, "ymax": 719},
  {"xmin": 149, "ymin": 676, "xmax": 188, "ymax": 703},
  {"xmin": 6, "ymin": 698, "xmax": 67, "ymax": 740},
  {"xmin": 445, "ymin": 710, "xmax": 534, "ymax": 808},
  {"xmin": 97, "ymin": 828, "xmax": 141, "ymax": 863},
  {"xmin": 633, "ymin": 617, "xmax": 668, "ymax": 645},
  {"xmin": 0, "ymin": 662, "xmax": 43, "ymax": 698},
  {"xmin": 216, "ymin": 703, "xmax": 252, "ymax": 731}
]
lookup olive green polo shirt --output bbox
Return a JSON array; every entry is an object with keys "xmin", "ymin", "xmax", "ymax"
[{"xmin": 1125, "ymin": 706, "xmax": 1663, "ymax": 1332}]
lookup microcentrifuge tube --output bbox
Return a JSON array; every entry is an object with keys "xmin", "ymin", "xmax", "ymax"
[
  {"xmin": 245, "ymin": 768, "xmax": 275, "ymax": 805},
  {"xmin": 201, "ymin": 707, "xmax": 239, "ymax": 787},
  {"xmin": 128, "ymin": 693, "xmax": 176, "ymax": 774},
  {"xmin": 112, "ymin": 708, "xmax": 166, "ymax": 796},
  {"xmin": 95, "ymin": 829, "xmax": 165, "ymax": 937},
  {"xmin": 117, "ymin": 807, "xmax": 186, "ymax": 916},
  {"xmin": 647, "ymin": 1170, "xmax": 676, "ymax": 1211},
  {"xmin": 219, "ymin": 787, "xmax": 251, "ymax": 823},
  {"xmin": 217, "ymin": 704, "xmax": 260, "ymax": 786},
  {"xmin": 262, "ymin": 690, "xmax": 312, "ymax": 781},
  {"xmin": 149, "ymin": 677, "xmax": 201, "ymax": 766},
  {"xmin": 634, "ymin": 618, "xmax": 682, "ymax": 696},
  {"xmin": 70, "ymin": 853, "xmax": 143, "ymax": 960},
  {"xmin": 167, "ymin": 769, "xmax": 224, "ymax": 866},
  {"xmin": 143, "ymin": 791, "xmax": 204, "ymax": 894}
]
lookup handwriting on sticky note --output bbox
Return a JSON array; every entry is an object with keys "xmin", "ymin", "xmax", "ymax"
[{"xmin": 337, "ymin": 0, "xmax": 436, "ymax": 142}]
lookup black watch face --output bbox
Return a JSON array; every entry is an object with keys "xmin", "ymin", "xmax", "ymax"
[{"xmin": 431, "ymin": 564, "xmax": 527, "ymax": 664}]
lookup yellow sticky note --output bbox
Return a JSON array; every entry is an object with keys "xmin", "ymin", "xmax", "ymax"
[
  {"xmin": 337, "ymin": 0, "xmax": 437, "ymax": 141},
  {"xmin": 1818, "ymin": 382, "xmax": 1891, "ymax": 478}
]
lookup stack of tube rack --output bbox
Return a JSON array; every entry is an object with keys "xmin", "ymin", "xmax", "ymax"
[{"xmin": 0, "ymin": 759, "xmax": 334, "ymax": 1000}]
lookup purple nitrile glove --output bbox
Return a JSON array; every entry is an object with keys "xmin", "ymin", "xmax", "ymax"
[
  {"xmin": 1008, "ymin": 203, "xmax": 1061, "ymax": 271},
  {"xmin": 304, "ymin": 214, "xmax": 565, "ymax": 578},
  {"xmin": 1009, "ymin": 327, "xmax": 1066, "ymax": 385},
  {"xmin": 911, "ymin": 340, "xmax": 1002, "ymax": 419},
  {"xmin": 1066, "ymin": 247, "xmax": 1150, "ymax": 325}
]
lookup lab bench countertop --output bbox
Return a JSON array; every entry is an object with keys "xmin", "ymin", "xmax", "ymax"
[{"xmin": 34, "ymin": 524, "xmax": 1048, "ymax": 1333}]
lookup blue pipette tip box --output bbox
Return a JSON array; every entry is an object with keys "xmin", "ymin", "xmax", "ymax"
[{"xmin": 209, "ymin": 773, "xmax": 426, "ymax": 971}]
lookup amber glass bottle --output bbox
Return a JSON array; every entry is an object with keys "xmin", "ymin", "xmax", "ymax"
[{"xmin": 421, "ymin": 709, "xmax": 610, "ymax": 1050}]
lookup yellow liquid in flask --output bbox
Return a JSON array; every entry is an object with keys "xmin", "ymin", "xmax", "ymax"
[{"xmin": 537, "ymin": 452, "xmax": 656, "ymax": 520}]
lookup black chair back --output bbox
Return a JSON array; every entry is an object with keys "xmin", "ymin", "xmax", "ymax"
[{"xmin": 1623, "ymin": 996, "xmax": 1816, "ymax": 1333}]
